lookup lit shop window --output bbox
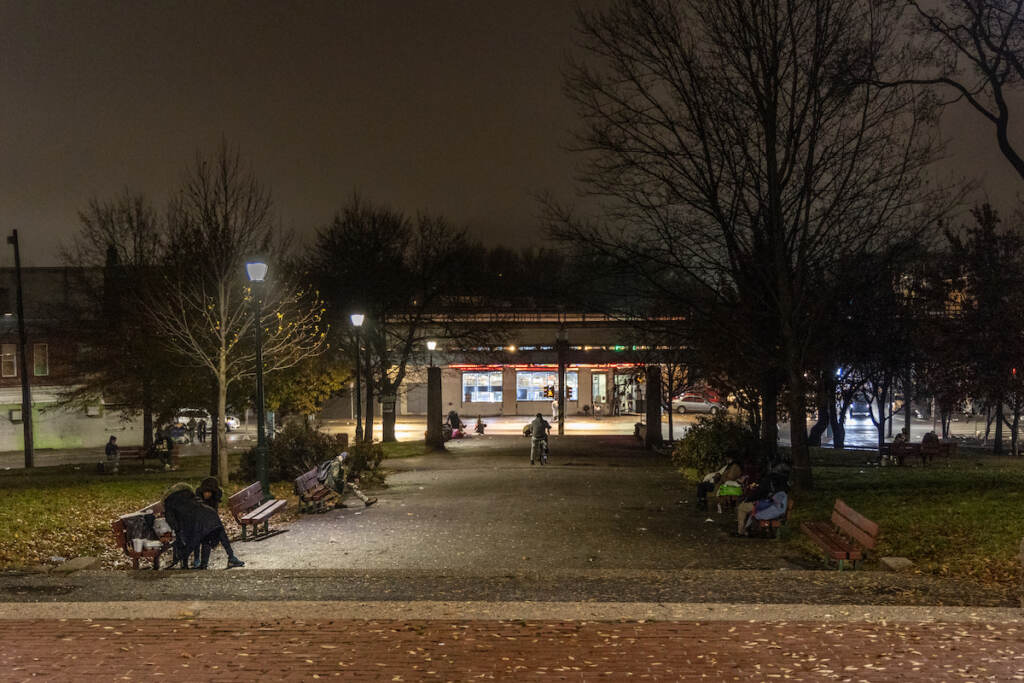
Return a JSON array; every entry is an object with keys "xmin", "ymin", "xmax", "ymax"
[
  {"xmin": 516, "ymin": 371, "xmax": 578, "ymax": 401},
  {"xmin": 462, "ymin": 371, "xmax": 503, "ymax": 403}
]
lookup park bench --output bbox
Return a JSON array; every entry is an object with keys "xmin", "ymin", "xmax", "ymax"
[
  {"xmin": 228, "ymin": 482, "xmax": 287, "ymax": 540},
  {"xmin": 111, "ymin": 501, "xmax": 171, "ymax": 570},
  {"xmin": 890, "ymin": 441, "xmax": 919, "ymax": 466},
  {"xmin": 294, "ymin": 468, "xmax": 337, "ymax": 514},
  {"xmin": 751, "ymin": 496, "xmax": 794, "ymax": 538},
  {"xmin": 801, "ymin": 498, "xmax": 879, "ymax": 570}
]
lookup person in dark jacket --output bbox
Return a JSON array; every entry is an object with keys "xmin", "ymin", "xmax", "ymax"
[
  {"xmin": 196, "ymin": 476, "xmax": 223, "ymax": 509},
  {"xmin": 162, "ymin": 482, "xmax": 244, "ymax": 569}
]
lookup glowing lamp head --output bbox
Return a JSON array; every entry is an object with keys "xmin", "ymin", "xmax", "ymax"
[
  {"xmin": 426, "ymin": 340, "xmax": 437, "ymax": 351},
  {"xmin": 245, "ymin": 261, "xmax": 268, "ymax": 282},
  {"xmin": 350, "ymin": 313, "xmax": 365, "ymax": 327}
]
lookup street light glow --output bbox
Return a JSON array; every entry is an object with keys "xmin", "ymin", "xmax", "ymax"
[
  {"xmin": 426, "ymin": 340, "xmax": 437, "ymax": 351},
  {"xmin": 245, "ymin": 261, "xmax": 268, "ymax": 282},
  {"xmin": 350, "ymin": 313, "xmax": 365, "ymax": 327}
]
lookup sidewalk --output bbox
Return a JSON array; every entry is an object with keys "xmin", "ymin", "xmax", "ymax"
[{"xmin": 0, "ymin": 438, "xmax": 253, "ymax": 470}]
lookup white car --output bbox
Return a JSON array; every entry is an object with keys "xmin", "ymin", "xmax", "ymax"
[
  {"xmin": 224, "ymin": 416, "xmax": 241, "ymax": 431},
  {"xmin": 675, "ymin": 393, "xmax": 722, "ymax": 415}
]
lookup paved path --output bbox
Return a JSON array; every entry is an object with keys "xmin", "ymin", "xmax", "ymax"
[{"xmin": 239, "ymin": 436, "xmax": 794, "ymax": 573}]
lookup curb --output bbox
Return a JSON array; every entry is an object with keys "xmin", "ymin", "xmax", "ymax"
[{"xmin": 0, "ymin": 600, "xmax": 1019, "ymax": 623}]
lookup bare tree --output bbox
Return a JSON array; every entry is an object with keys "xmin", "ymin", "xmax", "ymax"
[
  {"xmin": 553, "ymin": 0, "xmax": 952, "ymax": 487},
  {"xmin": 308, "ymin": 196, "xmax": 475, "ymax": 443},
  {"xmin": 148, "ymin": 145, "xmax": 327, "ymax": 481},
  {"xmin": 890, "ymin": 1, "xmax": 1024, "ymax": 180},
  {"xmin": 59, "ymin": 190, "xmax": 171, "ymax": 450}
]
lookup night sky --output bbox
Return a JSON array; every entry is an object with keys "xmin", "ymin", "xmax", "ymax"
[{"xmin": 1, "ymin": 0, "xmax": 1021, "ymax": 267}]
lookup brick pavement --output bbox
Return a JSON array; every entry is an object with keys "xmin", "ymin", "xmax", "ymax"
[{"xmin": 2, "ymin": 617, "xmax": 1021, "ymax": 681}]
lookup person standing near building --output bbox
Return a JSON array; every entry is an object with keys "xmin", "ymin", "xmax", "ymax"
[
  {"xmin": 529, "ymin": 413, "xmax": 550, "ymax": 465},
  {"xmin": 104, "ymin": 435, "xmax": 120, "ymax": 474},
  {"xmin": 197, "ymin": 419, "xmax": 207, "ymax": 443}
]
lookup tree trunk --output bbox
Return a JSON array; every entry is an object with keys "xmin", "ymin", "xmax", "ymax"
[
  {"xmin": 382, "ymin": 382, "xmax": 397, "ymax": 443},
  {"xmin": 363, "ymin": 382, "xmax": 375, "ymax": 443},
  {"xmin": 209, "ymin": 397, "xmax": 220, "ymax": 479},
  {"xmin": 761, "ymin": 378, "xmax": 779, "ymax": 457},
  {"xmin": 994, "ymin": 400, "xmax": 1004, "ymax": 454},
  {"xmin": 808, "ymin": 372, "xmax": 830, "ymax": 447},
  {"xmin": 876, "ymin": 385, "xmax": 888, "ymax": 451},
  {"xmin": 830, "ymin": 398, "xmax": 845, "ymax": 450},
  {"xmin": 1010, "ymin": 407, "xmax": 1020, "ymax": 456},
  {"xmin": 786, "ymin": 370, "xmax": 812, "ymax": 489},
  {"xmin": 903, "ymin": 367, "xmax": 912, "ymax": 439},
  {"xmin": 142, "ymin": 379, "xmax": 154, "ymax": 451},
  {"xmin": 667, "ymin": 395, "xmax": 674, "ymax": 442}
]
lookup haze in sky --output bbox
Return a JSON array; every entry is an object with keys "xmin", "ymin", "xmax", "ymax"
[{"xmin": 0, "ymin": 0, "xmax": 1021, "ymax": 267}]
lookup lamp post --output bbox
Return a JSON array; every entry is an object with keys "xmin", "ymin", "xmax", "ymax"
[
  {"xmin": 426, "ymin": 340, "xmax": 436, "ymax": 367},
  {"xmin": 351, "ymin": 313, "xmax": 365, "ymax": 443},
  {"xmin": 246, "ymin": 260, "xmax": 269, "ymax": 494},
  {"xmin": 7, "ymin": 230, "xmax": 33, "ymax": 468}
]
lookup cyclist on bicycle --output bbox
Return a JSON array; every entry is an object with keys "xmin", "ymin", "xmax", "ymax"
[{"xmin": 529, "ymin": 413, "xmax": 550, "ymax": 465}]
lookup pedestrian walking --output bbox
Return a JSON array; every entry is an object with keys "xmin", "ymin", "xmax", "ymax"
[{"xmin": 197, "ymin": 419, "xmax": 207, "ymax": 443}]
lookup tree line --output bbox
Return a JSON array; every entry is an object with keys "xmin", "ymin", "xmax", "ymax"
[
  {"xmin": 550, "ymin": 0, "xmax": 1024, "ymax": 488},
  {"xmin": 58, "ymin": 144, "xmax": 567, "ymax": 481}
]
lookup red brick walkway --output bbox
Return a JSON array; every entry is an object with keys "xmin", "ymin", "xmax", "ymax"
[{"xmin": 2, "ymin": 618, "xmax": 1021, "ymax": 681}]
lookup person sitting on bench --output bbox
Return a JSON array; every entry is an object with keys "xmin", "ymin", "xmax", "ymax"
[
  {"xmin": 696, "ymin": 461, "xmax": 741, "ymax": 511},
  {"xmin": 317, "ymin": 452, "xmax": 377, "ymax": 508}
]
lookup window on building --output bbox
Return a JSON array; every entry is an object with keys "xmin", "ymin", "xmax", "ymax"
[
  {"xmin": 516, "ymin": 371, "xmax": 578, "ymax": 402},
  {"xmin": 1, "ymin": 344, "xmax": 16, "ymax": 377},
  {"xmin": 462, "ymin": 371, "xmax": 503, "ymax": 403},
  {"xmin": 33, "ymin": 343, "xmax": 48, "ymax": 377}
]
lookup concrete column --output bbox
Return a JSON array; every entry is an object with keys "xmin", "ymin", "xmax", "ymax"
[
  {"xmin": 425, "ymin": 366, "xmax": 444, "ymax": 450},
  {"xmin": 502, "ymin": 367, "xmax": 517, "ymax": 415},
  {"xmin": 644, "ymin": 365, "xmax": 663, "ymax": 449}
]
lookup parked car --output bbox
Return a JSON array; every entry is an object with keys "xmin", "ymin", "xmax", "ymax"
[
  {"xmin": 224, "ymin": 416, "xmax": 241, "ymax": 431},
  {"xmin": 674, "ymin": 393, "xmax": 722, "ymax": 414}
]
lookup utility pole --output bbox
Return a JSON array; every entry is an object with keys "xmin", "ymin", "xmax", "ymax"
[
  {"xmin": 7, "ymin": 230, "xmax": 33, "ymax": 467},
  {"xmin": 556, "ymin": 328, "xmax": 567, "ymax": 436}
]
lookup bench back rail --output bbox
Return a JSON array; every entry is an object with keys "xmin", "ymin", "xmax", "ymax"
[{"xmin": 831, "ymin": 498, "xmax": 878, "ymax": 550}]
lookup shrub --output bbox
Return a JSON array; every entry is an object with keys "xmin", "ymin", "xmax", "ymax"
[
  {"xmin": 344, "ymin": 441, "xmax": 385, "ymax": 487},
  {"xmin": 671, "ymin": 411, "xmax": 760, "ymax": 474},
  {"xmin": 239, "ymin": 422, "xmax": 348, "ymax": 483}
]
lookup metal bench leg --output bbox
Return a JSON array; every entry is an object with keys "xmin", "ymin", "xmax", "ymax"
[
  {"xmin": 263, "ymin": 520, "xmax": 269, "ymax": 536},
  {"xmin": 241, "ymin": 524, "xmax": 247, "ymax": 541}
]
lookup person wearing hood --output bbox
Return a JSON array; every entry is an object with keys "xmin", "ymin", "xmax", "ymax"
[
  {"xmin": 317, "ymin": 452, "xmax": 377, "ymax": 508},
  {"xmin": 162, "ymin": 482, "xmax": 244, "ymax": 569}
]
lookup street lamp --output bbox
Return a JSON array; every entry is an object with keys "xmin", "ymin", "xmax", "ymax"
[
  {"xmin": 246, "ymin": 260, "xmax": 269, "ymax": 494},
  {"xmin": 351, "ymin": 313, "xmax": 365, "ymax": 443},
  {"xmin": 426, "ymin": 340, "xmax": 436, "ymax": 367}
]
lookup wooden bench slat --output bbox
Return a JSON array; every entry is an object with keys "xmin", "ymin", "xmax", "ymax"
[
  {"xmin": 831, "ymin": 510, "xmax": 878, "ymax": 550},
  {"xmin": 802, "ymin": 499, "xmax": 879, "ymax": 569},
  {"xmin": 241, "ymin": 499, "xmax": 287, "ymax": 523},
  {"xmin": 801, "ymin": 521, "xmax": 852, "ymax": 560}
]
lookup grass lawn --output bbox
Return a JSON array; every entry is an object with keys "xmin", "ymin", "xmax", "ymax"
[
  {"xmin": 0, "ymin": 454, "xmax": 300, "ymax": 570},
  {"xmin": 779, "ymin": 449, "xmax": 1020, "ymax": 585},
  {"xmin": 0, "ymin": 441, "xmax": 424, "ymax": 570}
]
